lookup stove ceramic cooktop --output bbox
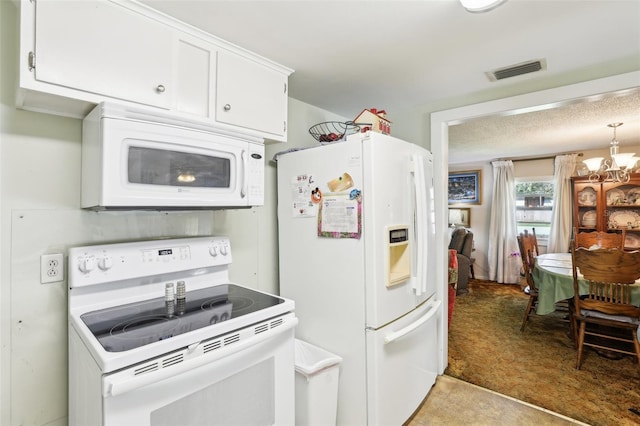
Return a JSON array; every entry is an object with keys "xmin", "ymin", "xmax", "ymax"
[{"xmin": 81, "ymin": 284, "xmax": 284, "ymax": 352}]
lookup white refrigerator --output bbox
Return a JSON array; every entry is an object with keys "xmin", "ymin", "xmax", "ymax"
[{"xmin": 277, "ymin": 131, "xmax": 441, "ymax": 425}]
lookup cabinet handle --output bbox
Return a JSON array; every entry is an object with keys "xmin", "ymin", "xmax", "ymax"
[
  {"xmin": 223, "ymin": 104, "xmax": 231, "ymax": 112},
  {"xmin": 28, "ymin": 51, "xmax": 35, "ymax": 72},
  {"xmin": 156, "ymin": 85, "xmax": 166, "ymax": 93}
]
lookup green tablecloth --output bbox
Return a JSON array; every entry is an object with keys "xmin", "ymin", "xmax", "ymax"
[{"xmin": 533, "ymin": 252, "xmax": 640, "ymax": 315}]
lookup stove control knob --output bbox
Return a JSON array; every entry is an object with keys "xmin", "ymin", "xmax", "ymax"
[
  {"xmin": 98, "ymin": 256, "xmax": 113, "ymax": 271},
  {"xmin": 219, "ymin": 245, "xmax": 228, "ymax": 256},
  {"xmin": 209, "ymin": 246, "xmax": 218, "ymax": 257},
  {"xmin": 78, "ymin": 256, "xmax": 95, "ymax": 273}
]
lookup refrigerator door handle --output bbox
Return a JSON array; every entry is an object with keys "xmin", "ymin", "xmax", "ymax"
[
  {"xmin": 412, "ymin": 154, "xmax": 428, "ymax": 296},
  {"xmin": 383, "ymin": 300, "xmax": 442, "ymax": 344}
]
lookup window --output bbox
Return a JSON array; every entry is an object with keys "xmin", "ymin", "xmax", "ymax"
[{"xmin": 515, "ymin": 180, "xmax": 554, "ymax": 241}]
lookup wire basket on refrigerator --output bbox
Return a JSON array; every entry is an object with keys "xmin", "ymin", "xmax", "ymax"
[{"xmin": 309, "ymin": 121, "xmax": 360, "ymax": 144}]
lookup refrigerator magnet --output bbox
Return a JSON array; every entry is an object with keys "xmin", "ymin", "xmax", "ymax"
[
  {"xmin": 327, "ymin": 172, "xmax": 354, "ymax": 193},
  {"xmin": 311, "ymin": 187, "xmax": 323, "ymax": 203}
]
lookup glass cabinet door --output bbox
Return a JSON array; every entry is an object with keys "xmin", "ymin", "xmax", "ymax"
[
  {"xmin": 604, "ymin": 181, "xmax": 640, "ymax": 249},
  {"xmin": 574, "ymin": 182, "xmax": 600, "ymax": 231}
]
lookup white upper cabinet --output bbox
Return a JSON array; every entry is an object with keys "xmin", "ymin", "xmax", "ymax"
[
  {"xmin": 217, "ymin": 51, "xmax": 288, "ymax": 139},
  {"xmin": 17, "ymin": 0, "xmax": 292, "ymax": 142},
  {"xmin": 174, "ymin": 34, "xmax": 216, "ymax": 120},
  {"xmin": 33, "ymin": 0, "xmax": 173, "ymax": 109}
]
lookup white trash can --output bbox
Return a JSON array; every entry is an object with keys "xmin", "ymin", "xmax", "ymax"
[{"xmin": 294, "ymin": 339, "xmax": 342, "ymax": 426}]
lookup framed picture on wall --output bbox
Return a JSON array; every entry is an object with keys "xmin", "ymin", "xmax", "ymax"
[
  {"xmin": 448, "ymin": 170, "xmax": 481, "ymax": 205},
  {"xmin": 448, "ymin": 208, "xmax": 471, "ymax": 227}
]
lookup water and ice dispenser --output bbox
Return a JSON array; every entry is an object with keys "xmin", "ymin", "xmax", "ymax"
[{"xmin": 386, "ymin": 226, "xmax": 411, "ymax": 287}]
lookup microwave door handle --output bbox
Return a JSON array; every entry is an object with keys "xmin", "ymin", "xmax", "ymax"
[{"xmin": 240, "ymin": 150, "xmax": 247, "ymax": 198}]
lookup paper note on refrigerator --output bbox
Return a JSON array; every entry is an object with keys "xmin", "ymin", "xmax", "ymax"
[
  {"xmin": 289, "ymin": 174, "xmax": 318, "ymax": 217},
  {"xmin": 318, "ymin": 196, "xmax": 361, "ymax": 238}
]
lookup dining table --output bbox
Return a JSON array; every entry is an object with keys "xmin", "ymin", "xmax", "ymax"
[{"xmin": 533, "ymin": 252, "xmax": 640, "ymax": 340}]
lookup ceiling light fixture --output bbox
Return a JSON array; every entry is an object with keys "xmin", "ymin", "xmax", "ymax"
[
  {"xmin": 583, "ymin": 122, "xmax": 638, "ymax": 184},
  {"xmin": 459, "ymin": 0, "xmax": 507, "ymax": 13}
]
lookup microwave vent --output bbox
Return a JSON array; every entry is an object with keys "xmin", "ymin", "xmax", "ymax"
[{"xmin": 486, "ymin": 59, "xmax": 547, "ymax": 82}]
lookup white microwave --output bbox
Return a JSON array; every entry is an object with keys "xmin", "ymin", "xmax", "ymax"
[{"xmin": 81, "ymin": 103, "xmax": 264, "ymax": 210}]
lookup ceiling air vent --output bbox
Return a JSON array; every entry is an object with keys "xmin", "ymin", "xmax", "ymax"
[{"xmin": 486, "ymin": 59, "xmax": 547, "ymax": 82}]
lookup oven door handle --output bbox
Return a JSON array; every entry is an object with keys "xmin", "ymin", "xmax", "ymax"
[{"xmin": 104, "ymin": 317, "xmax": 297, "ymax": 398}]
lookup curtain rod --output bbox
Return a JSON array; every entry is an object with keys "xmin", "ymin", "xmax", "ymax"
[{"xmin": 498, "ymin": 152, "xmax": 583, "ymax": 163}]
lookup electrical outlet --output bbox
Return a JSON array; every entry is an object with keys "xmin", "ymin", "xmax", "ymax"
[{"xmin": 41, "ymin": 253, "xmax": 64, "ymax": 284}]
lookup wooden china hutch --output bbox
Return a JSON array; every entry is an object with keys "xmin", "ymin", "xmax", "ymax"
[{"xmin": 571, "ymin": 173, "xmax": 640, "ymax": 250}]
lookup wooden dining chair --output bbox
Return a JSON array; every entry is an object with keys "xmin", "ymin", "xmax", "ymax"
[
  {"xmin": 574, "ymin": 229, "xmax": 626, "ymax": 250},
  {"xmin": 570, "ymin": 241, "xmax": 640, "ymax": 370},
  {"xmin": 518, "ymin": 231, "xmax": 539, "ymax": 331},
  {"xmin": 523, "ymin": 228, "xmax": 539, "ymax": 256}
]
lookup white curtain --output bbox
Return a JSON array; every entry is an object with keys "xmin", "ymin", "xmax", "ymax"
[
  {"xmin": 547, "ymin": 154, "xmax": 578, "ymax": 253},
  {"xmin": 488, "ymin": 161, "xmax": 520, "ymax": 283}
]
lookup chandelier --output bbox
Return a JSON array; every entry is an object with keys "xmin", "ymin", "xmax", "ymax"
[{"xmin": 582, "ymin": 122, "xmax": 638, "ymax": 184}]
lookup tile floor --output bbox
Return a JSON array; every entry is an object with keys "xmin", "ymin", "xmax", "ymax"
[{"xmin": 405, "ymin": 375, "xmax": 588, "ymax": 426}]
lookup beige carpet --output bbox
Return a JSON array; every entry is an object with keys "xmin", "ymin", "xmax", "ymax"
[{"xmin": 445, "ymin": 280, "xmax": 640, "ymax": 426}]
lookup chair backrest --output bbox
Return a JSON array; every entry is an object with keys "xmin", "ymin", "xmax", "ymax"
[
  {"xmin": 449, "ymin": 228, "xmax": 473, "ymax": 258},
  {"xmin": 574, "ymin": 229, "xmax": 625, "ymax": 250},
  {"xmin": 570, "ymin": 242, "xmax": 640, "ymax": 317},
  {"xmin": 523, "ymin": 228, "xmax": 539, "ymax": 256},
  {"xmin": 517, "ymin": 231, "xmax": 538, "ymax": 291},
  {"xmin": 460, "ymin": 230, "xmax": 474, "ymax": 258}
]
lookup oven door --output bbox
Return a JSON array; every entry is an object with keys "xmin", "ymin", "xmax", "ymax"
[
  {"xmin": 82, "ymin": 114, "xmax": 264, "ymax": 209},
  {"xmin": 101, "ymin": 314, "xmax": 296, "ymax": 426}
]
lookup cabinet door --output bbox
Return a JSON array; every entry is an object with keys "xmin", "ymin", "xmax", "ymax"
[
  {"xmin": 174, "ymin": 35, "xmax": 215, "ymax": 119},
  {"xmin": 35, "ymin": 0, "xmax": 172, "ymax": 109},
  {"xmin": 603, "ymin": 179, "xmax": 640, "ymax": 249},
  {"xmin": 574, "ymin": 182, "xmax": 601, "ymax": 231},
  {"xmin": 216, "ymin": 50, "xmax": 288, "ymax": 139}
]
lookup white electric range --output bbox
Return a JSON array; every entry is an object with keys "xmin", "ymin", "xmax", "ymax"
[{"xmin": 68, "ymin": 236, "xmax": 296, "ymax": 426}]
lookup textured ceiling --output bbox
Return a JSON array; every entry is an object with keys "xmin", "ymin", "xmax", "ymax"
[
  {"xmin": 448, "ymin": 88, "xmax": 640, "ymax": 164},
  {"xmin": 139, "ymin": 0, "xmax": 640, "ymax": 164}
]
